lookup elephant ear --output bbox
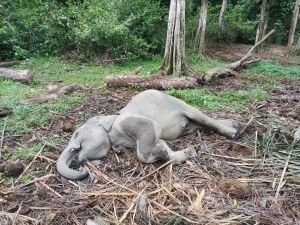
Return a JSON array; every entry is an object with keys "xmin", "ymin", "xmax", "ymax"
[{"xmin": 97, "ymin": 115, "xmax": 117, "ymax": 131}]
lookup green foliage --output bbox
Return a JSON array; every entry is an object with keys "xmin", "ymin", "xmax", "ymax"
[
  {"xmin": 244, "ymin": 61, "xmax": 300, "ymax": 80},
  {"xmin": 1, "ymin": 0, "xmax": 166, "ymax": 61},
  {"xmin": 192, "ymin": 2, "xmax": 256, "ymax": 44},
  {"xmin": 0, "ymin": 16, "xmax": 28, "ymax": 60},
  {"xmin": 1, "ymin": 0, "xmax": 299, "ymax": 60},
  {"xmin": 238, "ymin": 0, "xmax": 298, "ymax": 44}
]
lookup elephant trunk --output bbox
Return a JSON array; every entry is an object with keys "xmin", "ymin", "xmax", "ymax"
[{"xmin": 56, "ymin": 147, "xmax": 89, "ymax": 180}]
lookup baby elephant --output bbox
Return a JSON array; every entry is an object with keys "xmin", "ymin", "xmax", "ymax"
[{"xmin": 57, "ymin": 90, "xmax": 238, "ymax": 180}]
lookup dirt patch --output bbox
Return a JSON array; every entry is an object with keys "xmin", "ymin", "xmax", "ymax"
[
  {"xmin": 206, "ymin": 44, "xmax": 300, "ymax": 65},
  {"xmin": 1, "ymin": 80, "xmax": 300, "ymax": 224}
]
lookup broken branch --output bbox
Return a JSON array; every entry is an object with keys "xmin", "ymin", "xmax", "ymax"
[{"xmin": 21, "ymin": 85, "xmax": 81, "ymax": 104}]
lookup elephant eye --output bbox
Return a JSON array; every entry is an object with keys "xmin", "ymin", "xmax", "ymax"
[
  {"xmin": 69, "ymin": 144, "xmax": 81, "ymax": 153},
  {"xmin": 69, "ymin": 148, "xmax": 76, "ymax": 152}
]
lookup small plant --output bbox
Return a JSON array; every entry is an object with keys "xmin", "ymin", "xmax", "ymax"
[
  {"xmin": 12, "ymin": 144, "xmax": 42, "ymax": 161},
  {"xmin": 18, "ymin": 172, "xmax": 35, "ymax": 183}
]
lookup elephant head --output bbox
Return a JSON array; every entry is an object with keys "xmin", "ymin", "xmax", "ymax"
[{"xmin": 56, "ymin": 115, "xmax": 117, "ymax": 180}]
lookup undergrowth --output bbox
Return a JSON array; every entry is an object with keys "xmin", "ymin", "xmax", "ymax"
[{"xmin": 244, "ymin": 61, "xmax": 300, "ymax": 80}]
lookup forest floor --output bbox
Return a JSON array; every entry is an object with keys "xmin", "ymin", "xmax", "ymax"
[
  {"xmin": 207, "ymin": 44, "xmax": 300, "ymax": 65},
  {"xmin": 0, "ymin": 53, "xmax": 300, "ymax": 225}
]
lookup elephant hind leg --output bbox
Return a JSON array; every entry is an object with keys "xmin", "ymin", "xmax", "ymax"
[{"xmin": 184, "ymin": 106, "xmax": 238, "ymax": 138}]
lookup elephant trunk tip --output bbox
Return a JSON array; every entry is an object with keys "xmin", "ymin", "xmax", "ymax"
[{"xmin": 56, "ymin": 148, "xmax": 89, "ymax": 180}]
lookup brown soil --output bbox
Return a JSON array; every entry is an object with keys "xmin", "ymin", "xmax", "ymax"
[
  {"xmin": 206, "ymin": 44, "xmax": 300, "ymax": 65},
  {"xmin": 0, "ymin": 77, "xmax": 300, "ymax": 225}
]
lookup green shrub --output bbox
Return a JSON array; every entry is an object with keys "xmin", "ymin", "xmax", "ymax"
[
  {"xmin": 205, "ymin": 3, "xmax": 256, "ymax": 44},
  {"xmin": 0, "ymin": 0, "xmax": 167, "ymax": 61}
]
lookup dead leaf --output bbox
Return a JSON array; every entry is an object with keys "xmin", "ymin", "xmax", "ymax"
[{"xmin": 219, "ymin": 178, "xmax": 250, "ymax": 198}]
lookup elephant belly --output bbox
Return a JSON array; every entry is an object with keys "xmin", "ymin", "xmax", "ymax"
[{"xmin": 159, "ymin": 116, "xmax": 190, "ymax": 140}]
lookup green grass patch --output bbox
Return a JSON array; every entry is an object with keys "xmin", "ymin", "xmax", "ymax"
[
  {"xmin": 16, "ymin": 56, "xmax": 163, "ymax": 86},
  {"xmin": 167, "ymin": 88, "xmax": 268, "ymax": 111},
  {"xmin": 18, "ymin": 172, "xmax": 36, "ymax": 183},
  {"xmin": 187, "ymin": 54, "xmax": 226, "ymax": 73},
  {"xmin": 0, "ymin": 79, "xmax": 85, "ymax": 133},
  {"xmin": 15, "ymin": 55, "xmax": 226, "ymax": 86},
  {"xmin": 248, "ymin": 79, "xmax": 286, "ymax": 90},
  {"xmin": 11, "ymin": 144, "xmax": 42, "ymax": 161},
  {"xmin": 243, "ymin": 61, "xmax": 300, "ymax": 80},
  {"xmin": 46, "ymin": 137, "xmax": 65, "ymax": 146}
]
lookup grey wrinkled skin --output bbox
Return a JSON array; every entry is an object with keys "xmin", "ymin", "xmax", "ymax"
[{"xmin": 57, "ymin": 90, "xmax": 238, "ymax": 180}]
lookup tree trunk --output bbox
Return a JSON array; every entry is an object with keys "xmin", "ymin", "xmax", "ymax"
[
  {"xmin": 0, "ymin": 68, "xmax": 32, "ymax": 84},
  {"xmin": 219, "ymin": 0, "xmax": 227, "ymax": 30},
  {"xmin": 195, "ymin": 0, "xmax": 208, "ymax": 56},
  {"xmin": 161, "ymin": 0, "xmax": 187, "ymax": 75},
  {"xmin": 287, "ymin": 0, "xmax": 300, "ymax": 51},
  {"xmin": 293, "ymin": 36, "xmax": 300, "ymax": 54},
  {"xmin": 262, "ymin": 16, "xmax": 268, "ymax": 37},
  {"xmin": 255, "ymin": 0, "xmax": 268, "ymax": 44}
]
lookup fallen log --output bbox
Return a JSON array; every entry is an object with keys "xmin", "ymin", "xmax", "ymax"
[
  {"xmin": 21, "ymin": 85, "xmax": 81, "ymax": 105},
  {"xmin": 0, "ymin": 60, "xmax": 27, "ymax": 67},
  {"xmin": 0, "ymin": 68, "xmax": 32, "ymax": 84},
  {"xmin": 105, "ymin": 30, "xmax": 275, "ymax": 89},
  {"xmin": 200, "ymin": 29, "xmax": 274, "ymax": 83},
  {"xmin": 106, "ymin": 70, "xmax": 199, "ymax": 89}
]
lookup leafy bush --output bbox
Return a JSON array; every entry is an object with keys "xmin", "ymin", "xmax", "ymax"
[
  {"xmin": 0, "ymin": 6, "xmax": 28, "ymax": 60},
  {"xmin": 0, "ymin": 0, "xmax": 167, "ymax": 61},
  {"xmin": 206, "ymin": 3, "xmax": 256, "ymax": 44}
]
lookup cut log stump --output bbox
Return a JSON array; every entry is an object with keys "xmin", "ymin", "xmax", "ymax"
[{"xmin": 0, "ymin": 68, "xmax": 32, "ymax": 84}]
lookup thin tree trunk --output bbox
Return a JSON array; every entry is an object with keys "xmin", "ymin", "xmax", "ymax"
[
  {"xmin": 291, "ymin": 36, "xmax": 300, "ymax": 54},
  {"xmin": 255, "ymin": 0, "xmax": 268, "ymax": 44},
  {"xmin": 195, "ymin": 0, "xmax": 208, "ymax": 56},
  {"xmin": 262, "ymin": 16, "xmax": 268, "ymax": 38},
  {"xmin": 287, "ymin": 0, "xmax": 300, "ymax": 51},
  {"xmin": 161, "ymin": 0, "xmax": 187, "ymax": 75},
  {"xmin": 219, "ymin": 0, "xmax": 228, "ymax": 30}
]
